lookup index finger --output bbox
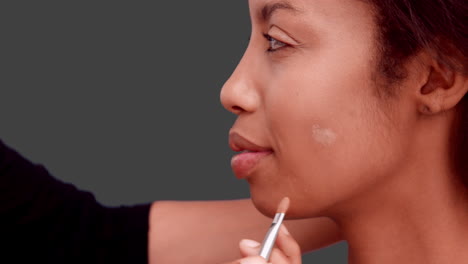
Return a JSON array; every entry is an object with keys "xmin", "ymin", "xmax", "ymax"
[
  {"xmin": 275, "ymin": 225, "xmax": 302, "ymax": 264},
  {"xmin": 222, "ymin": 256, "xmax": 271, "ymax": 264}
]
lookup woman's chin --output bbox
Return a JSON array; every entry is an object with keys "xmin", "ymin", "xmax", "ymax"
[
  {"xmin": 249, "ymin": 187, "xmax": 335, "ymax": 219},
  {"xmin": 249, "ymin": 191, "xmax": 281, "ymax": 218}
]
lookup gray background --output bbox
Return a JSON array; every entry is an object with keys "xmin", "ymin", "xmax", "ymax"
[{"xmin": 0, "ymin": 1, "xmax": 347, "ymax": 262}]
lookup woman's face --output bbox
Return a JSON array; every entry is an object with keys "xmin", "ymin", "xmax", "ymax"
[{"xmin": 221, "ymin": 0, "xmax": 414, "ymax": 218}]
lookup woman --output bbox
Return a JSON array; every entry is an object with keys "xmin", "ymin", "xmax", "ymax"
[
  {"xmin": 0, "ymin": 137, "xmax": 340, "ymax": 264},
  {"xmin": 221, "ymin": 0, "xmax": 468, "ymax": 263}
]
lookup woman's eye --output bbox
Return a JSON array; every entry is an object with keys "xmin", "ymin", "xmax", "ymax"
[{"xmin": 263, "ymin": 34, "xmax": 287, "ymax": 52}]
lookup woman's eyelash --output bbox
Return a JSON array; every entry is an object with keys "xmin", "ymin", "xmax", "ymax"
[{"xmin": 262, "ymin": 33, "xmax": 287, "ymax": 52}]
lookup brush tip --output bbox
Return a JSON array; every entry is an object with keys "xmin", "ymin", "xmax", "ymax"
[{"xmin": 277, "ymin": 197, "xmax": 290, "ymax": 214}]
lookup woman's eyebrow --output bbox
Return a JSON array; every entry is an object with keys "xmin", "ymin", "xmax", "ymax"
[{"xmin": 260, "ymin": 1, "xmax": 302, "ymax": 21}]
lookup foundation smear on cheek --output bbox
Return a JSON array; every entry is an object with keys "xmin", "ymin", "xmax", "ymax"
[{"xmin": 311, "ymin": 125, "xmax": 337, "ymax": 146}]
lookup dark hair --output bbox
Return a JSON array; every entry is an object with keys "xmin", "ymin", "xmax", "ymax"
[{"xmin": 368, "ymin": 0, "xmax": 468, "ymax": 185}]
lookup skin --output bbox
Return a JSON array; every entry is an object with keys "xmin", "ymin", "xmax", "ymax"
[
  {"xmin": 219, "ymin": 0, "xmax": 468, "ymax": 263},
  {"xmin": 148, "ymin": 199, "xmax": 341, "ymax": 263}
]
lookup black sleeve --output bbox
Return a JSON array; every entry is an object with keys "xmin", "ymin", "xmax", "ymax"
[{"xmin": 0, "ymin": 140, "xmax": 151, "ymax": 264}]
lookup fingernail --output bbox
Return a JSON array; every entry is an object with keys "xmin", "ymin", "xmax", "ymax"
[
  {"xmin": 240, "ymin": 239, "xmax": 261, "ymax": 248},
  {"xmin": 280, "ymin": 224, "xmax": 290, "ymax": 235}
]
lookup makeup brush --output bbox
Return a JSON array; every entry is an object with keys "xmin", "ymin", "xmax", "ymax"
[{"xmin": 258, "ymin": 197, "xmax": 290, "ymax": 260}]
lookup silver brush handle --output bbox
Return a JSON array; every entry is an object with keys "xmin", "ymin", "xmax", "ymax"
[{"xmin": 259, "ymin": 213, "xmax": 285, "ymax": 260}]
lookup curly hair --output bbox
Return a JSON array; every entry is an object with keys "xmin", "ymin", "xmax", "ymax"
[{"xmin": 368, "ymin": 0, "xmax": 468, "ymax": 185}]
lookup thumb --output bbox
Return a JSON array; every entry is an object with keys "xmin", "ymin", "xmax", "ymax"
[{"xmin": 239, "ymin": 239, "xmax": 261, "ymax": 257}]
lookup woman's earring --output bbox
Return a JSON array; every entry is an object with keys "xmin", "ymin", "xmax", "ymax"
[
  {"xmin": 420, "ymin": 104, "xmax": 442, "ymax": 115},
  {"xmin": 421, "ymin": 105, "xmax": 432, "ymax": 114}
]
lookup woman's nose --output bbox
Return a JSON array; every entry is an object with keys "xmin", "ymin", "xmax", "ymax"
[{"xmin": 220, "ymin": 55, "xmax": 260, "ymax": 115}]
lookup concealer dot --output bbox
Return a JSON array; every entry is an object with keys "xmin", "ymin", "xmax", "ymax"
[{"xmin": 311, "ymin": 124, "xmax": 337, "ymax": 146}]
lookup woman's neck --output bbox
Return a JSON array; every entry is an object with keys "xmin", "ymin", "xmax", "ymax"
[
  {"xmin": 332, "ymin": 113, "xmax": 468, "ymax": 264},
  {"xmin": 341, "ymin": 167, "xmax": 468, "ymax": 263}
]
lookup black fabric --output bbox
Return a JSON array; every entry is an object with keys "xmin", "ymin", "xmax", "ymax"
[{"xmin": 0, "ymin": 139, "xmax": 151, "ymax": 263}]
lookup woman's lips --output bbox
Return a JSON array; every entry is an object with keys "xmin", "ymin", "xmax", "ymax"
[
  {"xmin": 231, "ymin": 150, "xmax": 272, "ymax": 179},
  {"xmin": 229, "ymin": 132, "xmax": 273, "ymax": 179}
]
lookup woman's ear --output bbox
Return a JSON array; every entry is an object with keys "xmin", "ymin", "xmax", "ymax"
[{"xmin": 416, "ymin": 57, "xmax": 468, "ymax": 115}]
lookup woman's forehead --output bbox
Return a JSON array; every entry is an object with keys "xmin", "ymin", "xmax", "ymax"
[
  {"xmin": 248, "ymin": 0, "xmax": 373, "ymax": 22},
  {"xmin": 249, "ymin": 0, "xmax": 304, "ymax": 22}
]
